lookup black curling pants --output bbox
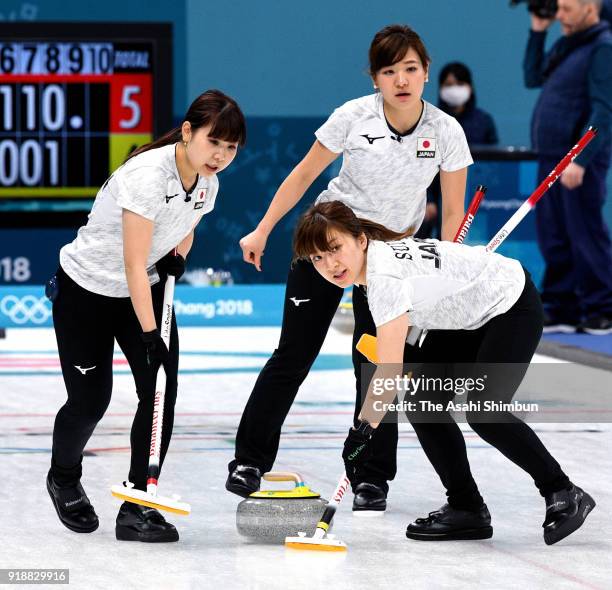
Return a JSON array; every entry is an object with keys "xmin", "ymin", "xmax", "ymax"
[
  {"xmin": 407, "ymin": 271, "xmax": 570, "ymax": 509},
  {"xmin": 232, "ymin": 260, "xmax": 397, "ymax": 490},
  {"xmin": 50, "ymin": 267, "xmax": 179, "ymax": 492}
]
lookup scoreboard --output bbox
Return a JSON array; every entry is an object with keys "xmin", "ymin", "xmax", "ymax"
[{"xmin": 0, "ymin": 23, "xmax": 172, "ymax": 201}]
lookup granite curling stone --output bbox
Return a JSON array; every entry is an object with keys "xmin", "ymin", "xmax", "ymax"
[{"xmin": 236, "ymin": 472, "xmax": 329, "ymax": 543}]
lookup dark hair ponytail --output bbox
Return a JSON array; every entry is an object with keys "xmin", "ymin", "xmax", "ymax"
[
  {"xmin": 293, "ymin": 201, "xmax": 413, "ymax": 262},
  {"xmin": 126, "ymin": 89, "xmax": 246, "ymax": 162}
]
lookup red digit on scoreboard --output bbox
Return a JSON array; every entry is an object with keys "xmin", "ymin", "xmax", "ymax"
[{"xmin": 110, "ymin": 74, "xmax": 152, "ymax": 134}]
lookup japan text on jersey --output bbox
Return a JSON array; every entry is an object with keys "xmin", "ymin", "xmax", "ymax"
[{"xmin": 416, "ymin": 137, "xmax": 436, "ymax": 158}]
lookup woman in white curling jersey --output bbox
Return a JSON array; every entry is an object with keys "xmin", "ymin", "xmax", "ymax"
[
  {"xmin": 228, "ymin": 24, "xmax": 472, "ymax": 513},
  {"xmin": 293, "ymin": 200, "xmax": 595, "ymax": 546},
  {"xmin": 46, "ymin": 90, "xmax": 246, "ymax": 543}
]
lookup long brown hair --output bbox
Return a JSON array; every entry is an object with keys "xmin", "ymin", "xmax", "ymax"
[
  {"xmin": 368, "ymin": 24, "xmax": 431, "ymax": 75},
  {"xmin": 293, "ymin": 201, "xmax": 413, "ymax": 262},
  {"xmin": 126, "ymin": 89, "xmax": 246, "ymax": 162}
]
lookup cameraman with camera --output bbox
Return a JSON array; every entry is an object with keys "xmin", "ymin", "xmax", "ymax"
[{"xmin": 523, "ymin": 0, "xmax": 612, "ymax": 335}]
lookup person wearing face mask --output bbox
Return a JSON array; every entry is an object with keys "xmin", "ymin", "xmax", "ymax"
[
  {"xmin": 524, "ymin": 0, "xmax": 612, "ymax": 335},
  {"xmin": 438, "ymin": 62, "xmax": 498, "ymax": 146}
]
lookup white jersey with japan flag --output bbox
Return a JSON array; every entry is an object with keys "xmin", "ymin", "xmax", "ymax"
[
  {"xmin": 366, "ymin": 238, "xmax": 526, "ymax": 330},
  {"xmin": 60, "ymin": 143, "xmax": 218, "ymax": 297},
  {"xmin": 314, "ymin": 94, "xmax": 472, "ymax": 233}
]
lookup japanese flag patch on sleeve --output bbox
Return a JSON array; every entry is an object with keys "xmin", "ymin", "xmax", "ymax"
[
  {"xmin": 416, "ymin": 137, "xmax": 436, "ymax": 158},
  {"xmin": 194, "ymin": 188, "xmax": 207, "ymax": 209}
]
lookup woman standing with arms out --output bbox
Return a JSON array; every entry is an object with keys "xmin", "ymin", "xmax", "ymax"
[
  {"xmin": 227, "ymin": 24, "xmax": 472, "ymax": 513},
  {"xmin": 293, "ymin": 200, "xmax": 595, "ymax": 545},
  {"xmin": 47, "ymin": 90, "xmax": 246, "ymax": 542}
]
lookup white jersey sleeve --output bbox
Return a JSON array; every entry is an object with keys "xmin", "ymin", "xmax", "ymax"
[
  {"xmin": 439, "ymin": 117, "xmax": 473, "ymax": 172},
  {"xmin": 368, "ymin": 275, "xmax": 414, "ymax": 327},
  {"xmin": 366, "ymin": 241, "xmax": 414, "ymax": 327},
  {"xmin": 315, "ymin": 103, "xmax": 355, "ymax": 154},
  {"xmin": 113, "ymin": 165, "xmax": 167, "ymax": 221}
]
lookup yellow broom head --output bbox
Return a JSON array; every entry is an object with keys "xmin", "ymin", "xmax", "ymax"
[
  {"xmin": 111, "ymin": 485, "xmax": 191, "ymax": 516},
  {"xmin": 356, "ymin": 334, "xmax": 378, "ymax": 363},
  {"xmin": 285, "ymin": 533, "xmax": 347, "ymax": 552}
]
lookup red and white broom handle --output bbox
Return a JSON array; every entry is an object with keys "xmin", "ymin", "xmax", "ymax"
[
  {"xmin": 409, "ymin": 128, "xmax": 596, "ymax": 347},
  {"xmin": 311, "ymin": 472, "xmax": 352, "ymax": 539},
  {"xmin": 486, "ymin": 127, "xmax": 597, "ymax": 253},
  {"xmin": 147, "ymin": 250, "xmax": 177, "ymax": 495},
  {"xmin": 454, "ymin": 184, "xmax": 487, "ymax": 243}
]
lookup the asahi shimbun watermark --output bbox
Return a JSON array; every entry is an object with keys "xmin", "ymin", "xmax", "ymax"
[
  {"xmin": 359, "ymin": 362, "xmax": 612, "ymax": 424},
  {"xmin": 369, "ymin": 371, "xmax": 539, "ymax": 415}
]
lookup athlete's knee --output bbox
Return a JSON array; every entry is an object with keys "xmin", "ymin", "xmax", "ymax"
[
  {"xmin": 267, "ymin": 346, "xmax": 317, "ymax": 375},
  {"xmin": 61, "ymin": 393, "xmax": 110, "ymax": 424},
  {"xmin": 467, "ymin": 414, "xmax": 503, "ymax": 437}
]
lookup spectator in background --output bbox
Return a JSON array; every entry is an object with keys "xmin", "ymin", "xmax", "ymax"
[
  {"xmin": 603, "ymin": 0, "xmax": 612, "ymax": 23},
  {"xmin": 524, "ymin": 0, "xmax": 612, "ymax": 335},
  {"xmin": 416, "ymin": 62, "xmax": 498, "ymax": 238},
  {"xmin": 438, "ymin": 62, "xmax": 499, "ymax": 145}
]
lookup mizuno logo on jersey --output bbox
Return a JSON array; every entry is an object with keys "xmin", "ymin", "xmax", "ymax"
[
  {"xmin": 360, "ymin": 134, "xmax": 385, "ymax": 145},
  {"xmin": 74, "ymin": 365, "xmax": 96, "ymax": 375},
  {"xmin": 290, "ymin": 297, "xmax": 310, "ymax": 307},
  {"xmin": 417, "ymin": 137, "xmax": 436, "ymax": 158},
  {"xmin": 165, "ymin": 194, "xmax": 179, "ymax": 204}
]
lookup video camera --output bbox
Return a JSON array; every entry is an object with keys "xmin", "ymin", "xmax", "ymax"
[{"xmin": 510, "ymin": 0, "xmax": 558, "ymax": 19}]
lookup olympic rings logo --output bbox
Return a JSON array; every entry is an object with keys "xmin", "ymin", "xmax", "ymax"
[{"xmin": 0, "ymin": 295, "xmax": 52, "ymax": 325}]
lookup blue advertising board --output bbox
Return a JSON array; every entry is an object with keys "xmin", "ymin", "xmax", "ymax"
[{"xmin": 0, "ymin": 284, "xmax": 286, "ymax": 329}]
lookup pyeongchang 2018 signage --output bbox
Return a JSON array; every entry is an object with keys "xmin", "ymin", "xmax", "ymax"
[{"xmin": 0, "ymin": 285, "xmax": 285, "ymax": 328}]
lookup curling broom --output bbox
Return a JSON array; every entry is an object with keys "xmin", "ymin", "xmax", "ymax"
[
  {"xmin": 111, "ymin": 265, "xmax": 190, "ymax": 516},
  {"xmin": 285, "ymin": 473, "xmax": 351, "ymax": 551}
]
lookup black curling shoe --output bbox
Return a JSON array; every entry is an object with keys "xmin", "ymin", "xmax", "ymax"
[
  {"xmin": 46, "ymin": 470, "xmax": 99, "ymax": 533},
  {"xmin": 352, "ymin": 482, "xmax": 387, "ymax": 514},
  {"xmin": 115, "ymin": 502, "xmax": 179, "ymax": 543},
  {"xmin": 543, "ymin": 485, "xmax": 595, "ymax": 545},
  {"xmin": 225, "ymin": 464, "xmax": 262, "ymax": 498},
  {"xmin": 406, "ymin": 503, "xmax": 493, "ymax": 541}
]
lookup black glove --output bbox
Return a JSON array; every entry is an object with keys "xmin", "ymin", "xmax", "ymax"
[
  {"xmin": 141, "ymin": 329, "xmax": 171, "ymax": 375},
  {"xmin": 156, "ymin": 251, "xmax": 186, "ymax": 280},
  {"xmin": 342, "ymin": 420, "xmax": 375, "ymax": 481}
]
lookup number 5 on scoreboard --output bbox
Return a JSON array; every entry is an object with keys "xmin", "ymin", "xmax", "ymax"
[
  {"xmin": 110, "ymin": 74, "xmax": 152, "ymax": 134},
  {"xmin": 120, "ymin": 86, "xmax": 141, "ymax": 129}
]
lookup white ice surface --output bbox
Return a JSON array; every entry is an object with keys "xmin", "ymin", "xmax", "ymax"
[{"xmin": 0, "ymin": 327, "xmax": 610, "ymax": 590}]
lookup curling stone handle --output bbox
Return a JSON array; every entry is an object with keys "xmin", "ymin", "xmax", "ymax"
[{"xmin": 262, "ymin": 471, "xmax": 304, "ymax": 485}]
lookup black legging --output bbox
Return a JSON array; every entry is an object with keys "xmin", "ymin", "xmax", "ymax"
[
  {"xmin": 50, "ymin": 267, "xmax": 179, "ymax": 491},
  {"xmin": 233, "ymin": 259, "xmax": 397, "ymax": 489},
  {"xmin": 357, "ymin": 269, "xmax": 570, "ymax": 509}
]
